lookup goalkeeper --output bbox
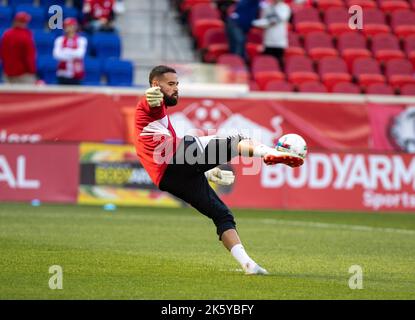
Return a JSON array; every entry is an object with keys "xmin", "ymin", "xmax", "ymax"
[{"xmin": 134, "ymin": 66, "xmax": 303, "ymax": 275}]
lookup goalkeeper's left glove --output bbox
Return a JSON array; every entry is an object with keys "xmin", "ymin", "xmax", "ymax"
[
  {"xmin": 205, "ymin": 167, "xmax": 235, "ymax": 185},
  {"xmin": 145, "ymin": 86, "xmax": 164, "ymax": 108}
]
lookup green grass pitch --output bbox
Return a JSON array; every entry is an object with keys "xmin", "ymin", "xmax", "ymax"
[{"xmin": 0, "ymin": 203, "xmax": 414, "ymax": 299}]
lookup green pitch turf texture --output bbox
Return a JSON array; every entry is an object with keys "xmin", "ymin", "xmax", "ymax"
[{"xmin": 0, "ymin": 203, "xmax": 414, "ymax": 300}]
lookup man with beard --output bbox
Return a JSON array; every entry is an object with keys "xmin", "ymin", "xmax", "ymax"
[{"xmin": 134, "ymin": 65, "xmax": 303, "ymax": 275}]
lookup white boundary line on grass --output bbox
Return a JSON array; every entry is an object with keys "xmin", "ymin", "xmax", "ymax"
[{"xmin": 258, "ymin": 219, "xmax": 415, "ymax": 236}]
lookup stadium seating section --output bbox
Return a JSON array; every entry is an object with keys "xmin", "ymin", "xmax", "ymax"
[
  {"xmin": 180, "ymin": 0, "xmax": 415, "ymax": 95},
  {"xmin": 0, "ymin": 0, "xmax": 134, "ymax": 86}
]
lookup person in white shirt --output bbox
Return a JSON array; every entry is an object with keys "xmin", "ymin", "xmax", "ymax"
[
  {"xmin": 53, "ymin": 18, "xmax": 87, "ymax": 85},
  {"xmin": 252, "ymin": 0, "xmax": 291, "ymax": 69}
]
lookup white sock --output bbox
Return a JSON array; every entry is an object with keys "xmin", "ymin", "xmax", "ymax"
[
  {"xmin": 230, "ymin": 244, "xmax": 257, "ymax": 271},
  {"xmin": 252, "ymin": 144, "xmax": 271, "ymax": 157}
]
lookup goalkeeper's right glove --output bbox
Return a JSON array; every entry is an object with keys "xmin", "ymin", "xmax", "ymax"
[
  {"xmin": 205, "ymin": 167, "xmax": 235, "ymax": 185},
  {"xmin": 145, "ymin": 86, "xmax": 164, "ymax": 107},
  {"xmin": 253, "ymin": 144, "xmax": 304, "ymax": 168}
]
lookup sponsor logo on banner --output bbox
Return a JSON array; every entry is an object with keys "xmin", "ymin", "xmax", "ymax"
[
  {"xmin": 0, "ymin": 144, "xmax": 78, "ymax": 202},
  {"xmin": 261, "ymin": 152, "xmax": 415, "ymax": 211},
  {"xmin": 0, "ymin": 155, "xmax": 40, "ymax": 189},
  {"xmin": 389, "ymin": 106, "xmax": 415, "ymax": 153},
  {"xmin": 169, "ymin": 99, "xmax": 284, "ymax": 146},
  {"xmin": 0, "ymin": 129, "xmax": 41, "ymax": 143},
  {"xmin": 78, "ymin": 143, "xmax": 180, "ymax": 207}
]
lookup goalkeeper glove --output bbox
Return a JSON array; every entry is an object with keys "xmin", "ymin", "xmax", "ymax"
[
  {"xmin": 205, "ymin": 167, "xmax": 235, "ymax": 186},
  {"xmin": 145, "ymin": 86, "xmax": 164, "ymax": 107},
  {"xmin": 253, "ymin": 144, "xmax": 303, "ymax": 168}
]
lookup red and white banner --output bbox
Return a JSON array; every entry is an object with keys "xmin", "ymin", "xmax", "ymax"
[
  {"xmin": 0, "ymin": 92, "xmax": 131, "ymax": 143},
  {"xmin": 0, "ymin": 144, "xmax": 79, "ymax": 203},
  {"xmin": 1, "ymin": 92, "xmax": 414, "ymax": 154},
  {"xmin": 1, "ymin": 91, "xmax": 414, "ymax": 211},
  {"xmin": 219, "ymin": 150, "xmax": 415, "ymax": 212}
]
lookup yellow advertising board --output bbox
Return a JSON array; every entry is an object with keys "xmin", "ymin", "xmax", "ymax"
[{"xmin": 78, "ymin": 143, "xmax": 180, "ymax": 207}]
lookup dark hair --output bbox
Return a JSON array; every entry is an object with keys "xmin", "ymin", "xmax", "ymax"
[{"xmin": 149, "ymin": 65, "xmax": 177, "ymax": 85}]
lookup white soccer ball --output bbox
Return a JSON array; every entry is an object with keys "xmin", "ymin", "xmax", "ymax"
[{"xmin": 276, "ymin": 133, "xmax": 307, "ymax": 159}]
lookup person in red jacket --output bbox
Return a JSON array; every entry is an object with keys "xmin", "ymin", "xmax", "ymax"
[
  {"xmin": 0, "ymin": 12, "xmax": 37, "ymax": 84},
  {"xmin": 53, "ymin": 18, "xmax": 87, "ymax": 85},
  {"xmin": 82, "ymin": 0, "xmax": 116, "ymax": 33}
]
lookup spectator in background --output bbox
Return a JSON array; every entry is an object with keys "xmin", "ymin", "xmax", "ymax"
[
  {"xmin": 53, "ymin": 18, "xmax": 87, "ymax": 85},
  {"xmin": 73, "ymin": 0, "xmax": 85, "ymax": 11},
  {"xmin": 217, "ymin": 0, "xmax": 238, "ymax": 21},
  {"xmin": 226, "ymin": 0, "xmax": 261, "ymax": 61},
  {"xmin": 82, "ymin": 0, "xmax": 116, "ymax": 33},
  {"xmin": 0, "ymin": 12, "xmax": 37, "ymax": 84},
  {"xmin": 253, "ymin": 0, "xmax": 291, "ymax": 69}
]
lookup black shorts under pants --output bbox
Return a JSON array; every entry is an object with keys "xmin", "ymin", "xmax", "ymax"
[{"xmin": 159, "ymin": 134, "xmax": 245, "ymax": 239}]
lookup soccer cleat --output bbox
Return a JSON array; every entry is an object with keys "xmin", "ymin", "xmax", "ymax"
[
  {"xmin": 243, "ymin": 262, "xmax": 269, "ymax": 275},
  {"xmin": 263, "ymin": 150, "xmax": 304, "ymax": 167}
]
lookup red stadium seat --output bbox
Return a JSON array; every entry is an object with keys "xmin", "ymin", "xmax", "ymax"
[
  {"xmin": 249, "ymin": 80, "xmax": 260, "ymax": 91},
  {"xmin": 331, "ymin": 82, "xmax": 362, "ymax": 94},
  {"xmin": 353, "ymin": 57, "xmax": 386, "ymax": 87},
  {"xmin": 192, "ymin": 19, "xmax": 225, "ymax": 49},
  {"xmin": 285, "ymin": 55, "xmax": 319, "ymax": 85},
  {"xmin": 245, "ymin": 28, "xmax": 264, "ymax": 62},
  {"xmin": 324, "ymin": 7, "xmax": 352, "ymax": 36},
  {"xmin": 201, "ymin": 28, "xmax": 229, "ymax": 63},
  {"xmin": 251, "ymin": 55, "xmax": 285, "ymax": 90},
  {"xmin": 385, "ymin": 58, "xmax": 415, "ymax": 89},
  {"xmin": 318, "ymin": 56, "xmax": 352, "ymax": 90},
  {"xmin": 289, "ymin": 0, "xmax": 313, "ymax": 14},
  {"xmin": 346, "ymin": 0, "xmax": 377, "ymax": 9},
  {"xmin": 390, "ymin": 10, "xmax": 415, "ymax": 39},
  {"xmin": 285, "ymin": 32, "xmax": 306, "ymax": 57},
  {"xmin": 189, "ymin": 3, "xmax": 220, "ymax": 27},
  {"xmin": 400, "ymin": 83, "xmax": 415, "ymax": 95},
  {"xmin": 377, "ymin": 0, "xmax": 410, "ymax": 13},
  {"xmin": 315, "ymin": 0, "xmax": 345, "ymax": 11},
  {"xmin": 361, "ymin": 8, "xmax": 391, "ymax": 38},
  {"xmin": 366, "ymin": 83, "xmax": 395, "ymax": 95},
  {"xmin": 217, "ymin": 54, "xmax": 249, "ymax": 83},
  {"xmin": 218, "ymin": 53, "xmax": 246, "ymax": 67},
  {"xmin": 293, "ymin": 7, "xmax": 325, "ymax": 35},
  {"xmin": 404, "ymin": 35, "xmax": 415, "ymax": 68},
  {"xmin": 371, "ymin": 33, "xmax": 405, "ymax": 63},
  {"xmin": 180, "ymin": 0, "xmax": 212, "ymax": 13},
  {"xmin": 337, "ymin": 32, "xmax": 371, "ymax": 69},
  {"xmin": 304, "ymin": 32, "xmax": 338, "ymax": 60},
  {"xmin": 298, "ymin": 81, "xmax": 328, "ymax": 93},
  {"xmin": 263, "ymin": 80, "xmax": 294, "ymax": 92}
]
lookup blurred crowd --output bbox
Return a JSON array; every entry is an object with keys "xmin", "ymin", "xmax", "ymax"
[
  {"xmin": 173, "ymin": 0, "xmax": 311, "ymax": 66},
  {"xmin": 0, "ymin": 0, "xmax": 125, "ymax": 85}
]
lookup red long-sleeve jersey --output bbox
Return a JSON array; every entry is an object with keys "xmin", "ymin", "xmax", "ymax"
[
  {"xmin": 0, "ymin": 27, "xmax": 36, "ymax": 77},
  {"xmin": 134, "ymin": 99, "xmax": 180, "ymax": 187}
]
